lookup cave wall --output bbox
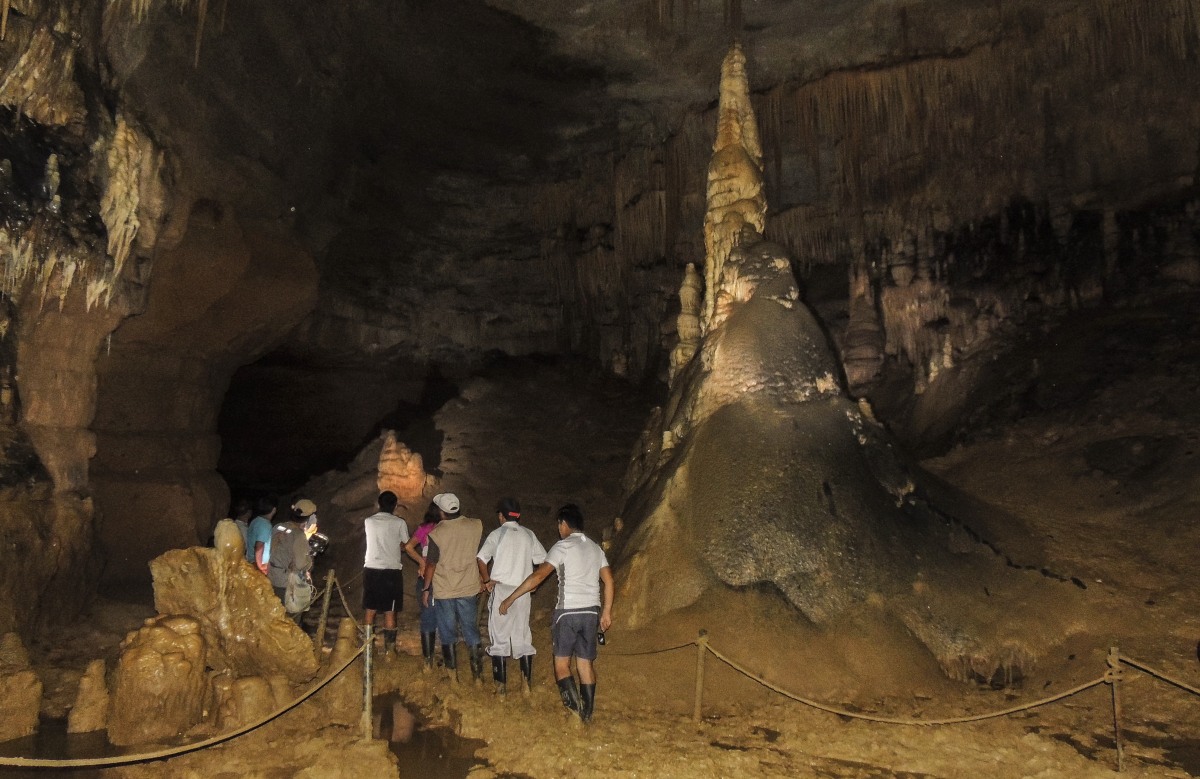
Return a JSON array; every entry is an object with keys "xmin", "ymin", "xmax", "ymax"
[
  {"xmin": 92, "ymin": 210, "xmax": 317, "ymax": 583},
  {"xmin": 537, "ymin": 0, "xmax": 1200, "ymax": 406}
]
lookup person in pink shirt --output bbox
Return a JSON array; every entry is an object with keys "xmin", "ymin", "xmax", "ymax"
[{"xmin": 404, "ymin": 502, "xmax": 441, "ymax": 670}]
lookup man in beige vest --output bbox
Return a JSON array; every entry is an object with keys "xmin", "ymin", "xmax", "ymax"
[{"xmin": 422, "ymin": 493, "xmax": 484, "ymax": 682}]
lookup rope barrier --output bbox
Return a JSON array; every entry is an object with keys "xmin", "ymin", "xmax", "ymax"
[
  {"xmin": 703, "ymin": 642, "xmax": 1110, "ymax": 726},
  {"xmin": 335, "ymin": 575, "xmax": 360, "ymax": 624},
  {"xmin": 605, "ymin": 639, "xmax": 698, "ymax": 657},
  {"xmin": 1120, "ymin": 657, "xmax": 1200, "ymax": 698},
  {"xmin": 0, "ymin": 644, "xmax": 366, "ymax": 769}
]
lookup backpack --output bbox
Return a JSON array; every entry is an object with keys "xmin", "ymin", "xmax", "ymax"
[{"xmin": 284, "ymin": 569, "xmax": 315, "ymax": 614}]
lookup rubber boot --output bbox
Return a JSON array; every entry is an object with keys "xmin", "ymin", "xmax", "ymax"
[
  {"xmin": 519, "ymin": 656, "xmax": 533, "ymax": 694},
  {"xmin": 420, "ymin": 633, "xmax": 436, "ymax": 673},
  {"xmin": 579, "ymin": 683, "xmax": 596, "ymax": 724},
  {"xmin": 382, "ymin": 629, "xmax": 397, "ymax": 656},
  {"xmin": 441, "ymin": 644, "xmax": 458, "ymax": 683},
  {"xmin": 469, "ymin": 645, "xmax": 484, "ymax": 684},
  {"xmin": 556, "ymin": 676, "xmax": 581, "ymax": 715},
  {"xmin": 491, "ymin": 656, "xmax": 507, "ymax": 695}
]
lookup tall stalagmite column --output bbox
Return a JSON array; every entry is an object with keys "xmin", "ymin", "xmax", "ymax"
[{"xmin": 702, "ymin": 44, "xmax": 767, "ymax": 331}]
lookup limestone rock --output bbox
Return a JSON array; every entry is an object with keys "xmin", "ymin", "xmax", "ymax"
[
  {"xmin": 0, "ymin": 633, "xmax": 42, "ymax": 742},
  {"xmin": 376, "ymin": 430, "xmax": 429, "ymax": 511},
  {"xmin": 150, "ymin": 542, "xmax": 319, "ymax": 685},
  {"xmin": 108, "ymin": 615, "xmax": 207, "ymax": 745},
  {"xmin": 67, "ymin": 658, "xmax": 109, "ymax": 734},
  {"xmin": 315, "ymin": 618, "xmax": 364, "ymax": 727},
  {"xmin": 616, "ymin": 46, "xmax": 1082, "ymax": 683},
  {"xmin": 212, "ymin": 672, "xmax": 281, "ymax": 730}
]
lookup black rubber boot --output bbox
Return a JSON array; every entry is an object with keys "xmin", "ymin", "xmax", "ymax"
[
  {"xmin": 579, "ymin": 683, "xmax": 596, "ymax": 724},
  {"xmin": 441, "ymin": 644, "xmax": 458, "ymax": 683},
  {"xmin": 420, "ymin": 633, "xmax": 436, "ymax": 672},
  {"xmin": 491, "ymin": 656, "xmax": 507, "ymax": 695},
  {"xmin": 556, "ymin": 677, "xmax": 581, "ymax": 715},
  {"xmin": 469, "ymin": 645, "xmax": 484, "ymax": 684},
  {"xmin": 519, "ymin": 656, "xmax": 533, "ymax": 693},
  {"xmin": 382, "ymin": 629, "xmax": 397, "ymax": 655}
]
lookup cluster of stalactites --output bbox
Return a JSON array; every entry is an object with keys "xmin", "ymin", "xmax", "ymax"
[
  {"xmin": 103, "ymin": 0, "xmax": 223, "ymax": 66},
  {"xmin": 702, "ymin": 43, "xmax": 766, "ymax": 332},
  {"xmin": 0, "ymin": 112, "xmax": 161, "ymax": 312}
]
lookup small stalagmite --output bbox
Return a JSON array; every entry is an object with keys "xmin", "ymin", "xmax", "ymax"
[
  {"xmin": 0, "ymin": 632, "xmax": 42, "ymax": 742},
  {"xmin": 67, "ymin": 658, "xmax": 109, "ymax": 734},
  {"xmin": 107, "ymin": 615, "xmax": 207, "ymax": 745},
  {"xmin": 376, "ymin": 430, "xmax": 430, "ymax": 510}
]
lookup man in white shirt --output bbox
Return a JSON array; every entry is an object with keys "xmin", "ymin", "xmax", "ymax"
[
  {"xmin": 363, "ymin": 491, "xmax": 410, "ymax": 655},
  {"xmin": 477, "ymin": 497, "xmax": 546, "ymax": 694},
  {"xmin": 500, "ymin": 503, "xmax": 613, "ymax": 723}
]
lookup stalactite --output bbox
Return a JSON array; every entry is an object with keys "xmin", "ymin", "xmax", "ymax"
[
  {"xmin": 192, "ymin": 0, "xmax": 207, "ymax": 67},
  {"xmin": 0, "ymin": 22, "xmax": 85, "ymax": 127},
  {"xmin": 1, "ymin": 0, "xmax": 10, "ymax": 42}
]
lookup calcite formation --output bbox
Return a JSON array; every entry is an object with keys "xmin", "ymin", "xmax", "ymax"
[
  {"xmin": 702, "ymin": 44, "xmax": 766, "ymax": 331},
  {"xmin": 376, "ymin": 430, "xmax": 431, "ymax": 511},
  {"xmin": 149, "ymin": 521, "xmax": 319, "ymax": 685},
  {"xmin": 315, "ymin": 618, "xmax": 365, "ymax": 728},
  {"xmin": 67, "ymin": 658, "xmax": 109, "ymax": 734},
  {"xmin": 107, "ymin": 615, "xmax": 207, "ymax": 745},
  {"xmin": 617, "ymin": 46, "xmax": 1082, "ymax": 682},
  {"xmin": 211, "ymin": 672, "xmax": 284, "ymax": 730},
  {"xmin": 0, "ymin": 632, "xmax": 42, "ymax": 742}
]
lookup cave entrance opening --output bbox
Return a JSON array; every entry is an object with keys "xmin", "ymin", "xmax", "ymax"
[{"xmin": 217, "ymin": 353, "xmax": 461, "ymax": 496}]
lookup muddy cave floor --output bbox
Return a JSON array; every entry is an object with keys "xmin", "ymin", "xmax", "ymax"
[{"xmin": 12, "ymin": 299, "xmax": 1200, "ymax": 779}]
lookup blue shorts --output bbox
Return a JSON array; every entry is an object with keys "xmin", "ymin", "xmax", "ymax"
[{"xmin": 552, "ymin": 608, "xmax": 600, "ymax": 661}]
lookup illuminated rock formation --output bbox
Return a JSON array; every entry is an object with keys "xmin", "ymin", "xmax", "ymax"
[
  {"xmin": 616, "ymin": 46, "xmax": 1083, "ymax": 682},
  {"xmin": 67, "ymin": 658, "xmax": 109, "ymax": 734},
  {"xmin": 315, "ymin": 618, "xmax": 365, "ymax": 728},
  {"xmin": 149, "ymin": 521, "xmax": 319, "ymax": 685},
  {"xmin": 107, "ymin": 615, "xmax": 207, "ymax": 745},
  {"xmin": 376, "ymin": 430, "xmax": 431, "ymax": 511},
  {"xmin": 0, "ymin": 633, "xmax": 42, "ymax": 742}
]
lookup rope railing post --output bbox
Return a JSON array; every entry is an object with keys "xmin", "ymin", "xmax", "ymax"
[
  {"xmin": 693, "ymin": 629, "xmax": 709, "ymax": 722},
  {"xmin": 314, "ymin": 569, "xmax": 335, "ymax": 660},
  {"xmin": 362, "ymin": 624, "xmax": 374, "ymax": 740},
  {"xmin": 1107, "ymin": 645, "xmax": 1125, "ymax": 773}
]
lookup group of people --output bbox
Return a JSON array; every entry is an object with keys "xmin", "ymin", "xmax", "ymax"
[
  {"xmin": 361, "ymin": 491, "xmax": 614, "ymax": 724},
  {"xmin": 228, "ymin": 494, "xmax": 319, "ymax": 620}
]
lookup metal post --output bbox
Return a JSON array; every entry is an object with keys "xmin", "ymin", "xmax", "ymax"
[
  {"xmin": 314, "ymin": 569, "xmax": 335, "ymax": 660},
  {"xmin": 693, "ymin": 629, "xmax": 708, "ymax": 722},
  {"xmin": 362, "ymin": 624, "xmax": 374, "ymax": 740},
  {"xmin": 1107, "ymin": 645, "xmax": 1124, "ymax": 773}
]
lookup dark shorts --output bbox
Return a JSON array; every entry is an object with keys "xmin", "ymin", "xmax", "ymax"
[
  {"xmin": 362, "ymin": 567, "xmax": 404, "ymax": 612},
  {"xmin": 551, "ymin": 608, "xmax": 600, "ymax": 661}
]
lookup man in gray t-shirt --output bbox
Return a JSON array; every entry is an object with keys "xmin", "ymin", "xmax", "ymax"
[{"xmin": 501, "ymin": 503, "xmax": 613, "ymax": 723}]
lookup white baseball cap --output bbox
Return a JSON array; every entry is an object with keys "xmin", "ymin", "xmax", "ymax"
[{"xmin": 432, "ymin": 493, "xmax": 460, "ymax": 514}]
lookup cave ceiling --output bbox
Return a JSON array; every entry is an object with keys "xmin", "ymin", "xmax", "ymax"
[
  {"xmin": 93, "ymin": 0, "xmax": 1015, "ymax": 364},
  {"xmin": 3, "ymin": 0, "xmax": 1197, "ymax": 373}
]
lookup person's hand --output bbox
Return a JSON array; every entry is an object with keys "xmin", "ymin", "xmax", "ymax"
[
  {"xmin": 599, "ymin": 609, "xmax": 612, "ymax": 632},
  {"xmin": 498, "ymin": 597, "xmax": 512, "ymax": 615},
  {"xmin": 481, "ymin": 580, "xmax": 496, "ymax": 594},
  {"xmin": 257, "ymin": 563, "xmax": 268, "ymax": 575},
  {"xmin": 417, "ymin": 561, "xmax": 426, "ymax": 579},
  {"xmin": 422, "ymin": 590, "xmax": 431, "ymax": 608}
]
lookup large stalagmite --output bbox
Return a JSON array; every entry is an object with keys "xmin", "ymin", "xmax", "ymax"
[{"xmin": 617, "ymin": 45, "xmax": 1087, "ymax": 682}]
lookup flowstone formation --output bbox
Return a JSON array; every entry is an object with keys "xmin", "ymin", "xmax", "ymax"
[
  {"xmin": 102, "ymin": 522, "xmax": 321, "ymax": 745},
  {"xmin": 149, "ymin": 520, "xmax": 319, "ymax": 684},
  {"xmin": 617, "ymin": 46, "xmax": 1084, "ymax": 683}
]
